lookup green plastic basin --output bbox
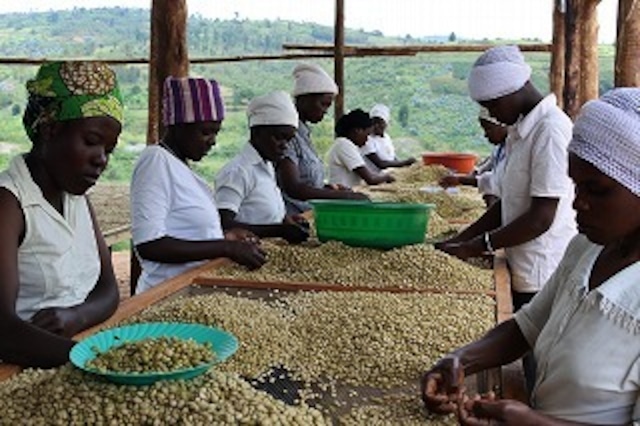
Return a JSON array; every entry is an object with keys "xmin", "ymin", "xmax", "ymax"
[{"xmin": 309, "ymin": 199, "xmax": 434, "ymax": 249}]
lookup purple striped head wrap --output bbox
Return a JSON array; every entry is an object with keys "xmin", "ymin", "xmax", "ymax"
[{"xmin": 162, "ymin": 76, "xmax": 225, "ymax": 126}]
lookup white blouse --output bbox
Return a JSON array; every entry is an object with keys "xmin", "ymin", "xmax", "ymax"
[{"xmin": 515, "ymin": 234, "xmax": 640, "ymax": 424}]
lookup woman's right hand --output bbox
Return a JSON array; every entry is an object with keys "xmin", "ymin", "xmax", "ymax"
[
  {"xmin": 225, "ymin": 240, "xmax": 266, "ymax": 270},
  {"xmin": 421, "ymin": 355, "xmax": 466, "ymax": 415},
  {"xmin": 439, "ymin": 175, "xmax": 461, "ymax": 188}
]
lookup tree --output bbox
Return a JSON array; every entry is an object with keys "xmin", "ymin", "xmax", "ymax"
[
  {"xmin": 449, "ymin": 32, "xmax": 457, "ymax": 42},
  {"xmin": 398, "ymin": 104, "xmax": 409, "ymax": 128},
  {"xmin": 11, "ymin": 104, "xmax": 20, "ymax": 116}
]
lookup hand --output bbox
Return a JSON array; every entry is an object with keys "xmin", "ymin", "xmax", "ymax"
[
  {"xmin": 224, "ymin": 228, "xmax": 260, "ymax": 244},
  {"xmin": 439, "ymin": 175, "xmax": 461, "ymax": 188},
  {"xmin": 325, "ymin": 183, "xmax": 351, "ymax": 191},
  {"xmin": 421, "ymin": 355, "xmax": 465, "ymax": 415},
  {"xmin": 30, "ymin": 307, "xmax": 84, "ymax": 338},
  {"xmin": 280, "ymin": 223, "xmax": 310, "ymax": 244},
  {"xmin": 435, "ymin": 238, "xmax": 484, "ymax": 260},
  {"xmin": 284, "ymin": 214, "xmax": 310, "ymax": 229},
  {"xmin": 383, "ymin": 173, "xmax": 396, "ymax": 183},
  {"xmin": 225, "ymin": 240, "xmax": 267, "ymax": 270},
  {"xmin": 403, "ymin": 157, "xmax": 417, "ymax": 166},
  {"xmin": 459, "ymin": 395, "xmax": 533, "ymax": 426}
]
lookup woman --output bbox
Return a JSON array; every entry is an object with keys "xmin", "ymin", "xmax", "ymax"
[
  {"xmin": 422, "ymin": 88, "xmax": 640, "ymax": 425},
  {"xmin": 360, "ymin": 103, "xmax": 416, "ymax": 169},
  {"xmin": 0, "ymin": 61, "xmax": 123, "ymax": 367},
  {"xmin": 130, "ymin": 76, "xmax": 265, "ymax": 294},
  {"xmin": 276, "ymin": 63, "xmax": 368, "ymax": 215},
  {"xmin": 439, "ymin": 106, "xmax": 507, "ymax": 207},
  {"xmin": 327, "ymin": 108, "xmax": 395, "ymax": 188},
  {"xmin": 215, "ymin": 91, "xmax": 308, "ymax": 244}
]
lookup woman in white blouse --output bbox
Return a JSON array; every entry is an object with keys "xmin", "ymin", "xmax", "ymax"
[{"xmin": 421, "ymin": 88, "xmax": 640, "ymax": 425}]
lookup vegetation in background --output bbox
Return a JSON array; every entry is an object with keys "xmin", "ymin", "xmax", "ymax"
[{"xmin": 0, "ymin": 8, "xmax": 616, "ymax": 183}]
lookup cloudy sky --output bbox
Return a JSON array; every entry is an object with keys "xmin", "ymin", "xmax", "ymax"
[{"xmin": 0, "ymin": 0, "xmax": 619, "ymax": 43}]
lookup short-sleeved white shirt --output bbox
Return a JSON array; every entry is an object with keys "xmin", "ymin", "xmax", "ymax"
[
  {"xmin": 515, "ymin": 234, "xmax": 640, "ymax": 424},
  {"xmin": 327, "ymin": 137, "xmax": 366, "ymax": 188},
  {"xmin": 215, "ymin": 142, "xmax": 286, "ymax": 225},
  {"xmin": 130, "ymin": 145, "xmax": 224, "ymax": 294},
  {"xmin": 361, "ymin": 133, "xmax": 396, "ymax": 161},
  {"xmin": 500, "ymin": 94, "xmax": 577, "ymax": 292}
]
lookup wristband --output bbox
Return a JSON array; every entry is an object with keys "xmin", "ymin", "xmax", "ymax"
[{"xmin": 484, "ymin": 232, "xmax": 495, "ymax": 254}]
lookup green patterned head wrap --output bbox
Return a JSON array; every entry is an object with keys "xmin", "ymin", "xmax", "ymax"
[{"xmin": 23, "ymin": 61, "xmax": 124, "ymax": 142}]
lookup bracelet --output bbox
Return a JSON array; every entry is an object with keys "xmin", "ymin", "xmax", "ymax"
[{"xmin": 484, "ymin": 232, "xmax": 495, "ymax": 254}]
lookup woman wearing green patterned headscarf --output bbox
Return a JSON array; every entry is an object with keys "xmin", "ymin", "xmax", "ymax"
[{"xmin": 0, "ymin": 61, "xmax": 123, "ymax": 367}]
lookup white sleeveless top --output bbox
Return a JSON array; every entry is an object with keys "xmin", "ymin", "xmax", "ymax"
[{"xmin": 0, "ymin": 155, "xmax": 100, "ymax": 320}]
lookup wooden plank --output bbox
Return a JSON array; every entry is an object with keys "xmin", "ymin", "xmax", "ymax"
[
  {"xmin": 334, "ymin": 0, "xmax": 345, "ymax": 119},
  {"xmin": 283, "ymin": 43, "xmax": 553, "ymax": 53},
  {"xmin": 103, "ymin": 224, "xmax": 131, "ymax": 247},
  {"xmin": 550, "ymin": 0, "xmax": 566, "ymax": 109},
  {"xmin": 193, "ymin": 276, "xmax": 496, "ymax": 297},
  {"xmin": 494, "ymin": 250, "xmax": 513, "ymax": 324},
  {"xmin": 615, "ymin": 0, "xmax": 640, "ymax": 86}
]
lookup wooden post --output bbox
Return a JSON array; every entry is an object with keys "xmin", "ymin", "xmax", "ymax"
[
  {"xmin": 615, "ymin": 0, "xmax": 640, "ymax": 86},
  {"xmin": 580, "ymin": 0, "xmax": 601, "ymax": 104},
  {"xmin": 147, "ymin": 0, "xmax": 189, "ymax": 144},
  {"xmin": 563, "ymin": 0, "xmax": 582, "ymax": 119},
  {"xmin": 550, "ymin": 0, "xmax": 566, "ymax": 108},
  {"xmin": 334, "ymin": 0, "xmax": 345, "ymax": 120}
]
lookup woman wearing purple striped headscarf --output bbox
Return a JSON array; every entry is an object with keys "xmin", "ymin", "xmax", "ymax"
[{"xmin": 130, "ymin": 76, "xmax": 265, "ymax": 294}]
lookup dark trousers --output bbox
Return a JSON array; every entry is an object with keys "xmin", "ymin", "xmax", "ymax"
[{"xmin": 512, "ymin": 291, "xmax": 537, "ymax": 397}]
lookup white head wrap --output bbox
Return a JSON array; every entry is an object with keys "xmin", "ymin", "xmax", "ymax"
[
  {"xmin": 247, "ymin": 91, "xmax": 299, "ymax": 128},
  {"xmin": 569, "ymin": 88, "xmax": 640, "ymax": 196},
  {"xmin": 478, "ymin": 106, "xmax": 506, "ymax": 127},
  {"xmin": 292, "ymin": 63, "xmax": 339, "ymax": 97},
  {"xmin": 370, "ymin": 103, "xmax": 391, "ymax": 123},
  {"xmin": 468, "ymin": 45, "xmax": 532, "ymax": 102}
]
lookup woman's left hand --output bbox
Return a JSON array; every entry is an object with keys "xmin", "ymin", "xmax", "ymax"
[
  {"xmin": 436, "ymin": 237, "xmax": 484, "ymax": 260},
  {"xmin": 225, "ymin": 228, "xmax": 260, "ymax": 244},
  {"xmin": 30, "ymin": 307, "xmax": 84, "ymax": 338},
  {"xmin": 459, "ymin": 395, "xmax": 534, "ymax": 426}
]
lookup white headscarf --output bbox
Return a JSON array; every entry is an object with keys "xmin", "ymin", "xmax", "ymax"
[
  {"xmin": 247, "ymin": 91, "xmax": 299, "ymax": 128},
  {"xmin": 292, "ymin": 63, "xmax": 339, "ymax": 97},
  {"xmin": 370, "ymin": 104, "xmax": 391, "ymax": 124},
  {"xmin": 468, "ymin": 45, "xmax": 532, "ymax": 102},
  {"xmin": 569, "ymin": 88, "xmax": 640, "ymax": 196}
]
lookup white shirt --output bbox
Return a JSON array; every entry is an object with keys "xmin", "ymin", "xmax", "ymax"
[
  {"xmin": 515, "ymin": 234, "xmax": 640, "ymax": 424},
  {"xmin": 0, "ymin": 155, "xmax": 99, "ymax": 320},
  {"xmin": 477, "ymin": 144, "xmax": 506, "ymax": 197},
  {"xmin": 130, "ymin": 145, "xmax": 224, "ymax": 294},
  {"xmin": 361, "ymin": 133, "xmax": 396, "ymax": 161},
  {"xmin": 501, "ymin": 94, "xmax": 577, "ymax": 292},
  {"xmin": 327, "ymin": 137, "xmax": 366, "ymax": 188},
  {"xmin": 215, "ymin": 143, "xmax": 286, "ymax": 225}
]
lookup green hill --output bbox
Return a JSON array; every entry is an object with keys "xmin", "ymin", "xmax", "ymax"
[{"xmin": 0, "ymin": 8, "xmax": 616, "ymax": 181}]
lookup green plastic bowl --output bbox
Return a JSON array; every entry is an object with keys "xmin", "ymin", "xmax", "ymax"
[
  {"xmin": 310, "ymin": 199, "xmax": 434, "ymax": 249},
  {"xmin": 70, "ymin": 322, "xmax": 238, "ymax": 385}
]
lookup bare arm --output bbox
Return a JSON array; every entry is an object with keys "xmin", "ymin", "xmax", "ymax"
[
  {"xmin": 0, "ymin": 189, "xmax": 75, "ymax": 367},
  {"xmin": 353, "ymin": 165, "xmax": 395, "ymax": 185},
  {"xmin": 277, "ymin": 158, "xmax": 368, "ymax": 201},
  {"xmin": 218, "ymin": 209, "xmax": 308, "ymax": 244},
  {"xmin": 365, "ymin": 152, "xmax": 416, "ymax": 169}
]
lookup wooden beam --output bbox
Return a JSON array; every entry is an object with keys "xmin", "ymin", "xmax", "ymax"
[
  {"xmin": 284, "ymin": 43, "xmax": 552, "ymax": 53},
  {"xmin": 147, "ymin": 0, "xmax": 189, "ymax": 144},
  {"xmin": 580, "ymin": 0, "xmax": 601, "ymax": 104},
  {"xmin": 334, "ymin": 0, "xmax": 345, "ymax": 119},
  {"xmin": 615, "ymin": 0, "xmax": 640, "ymax": 86},
  {"xmin": 550, "ymin": 0, "xmax": 566, "ymax": 108},
  {"xmin": 563, "ymin": 0, "xmax": 582, "ymax": 119}
]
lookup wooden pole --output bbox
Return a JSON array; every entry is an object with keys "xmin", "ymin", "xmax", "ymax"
[
  {"xmin": 334, "ymin": 0, "xmax": 345, "ymax": 119},
  {"xmin": 147, "ymin": 0, "xmax": 189, "ymax": 144},
  {"xmin": 563, "ymin": 0, "xmax": 582, "ymax": 119},
  {"xmin": 550, "ymin": 0, "xmax": 566, "ymax": 108},
  {"xmin": 580, "ymin": 0, "xmax": 601, "ymax": 104},
  {"xmin": 615, "ymin": 0, "xmax": 640, "ymax": 86}
]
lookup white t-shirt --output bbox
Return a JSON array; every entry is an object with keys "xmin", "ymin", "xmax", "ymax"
[
  {"xmin": 515, "ymin": 234, "xmax": 640, "ymax": 424},
  {"xmin": 361, "ymin": 133, "xmax": 396, "ymax": 161},
  {"xmin": 215, "ymin": 143, "xmax": 286, "ymax": 225},
  {"xmin": 327, "ymin": 137, "xmax": 366, "ymax": 188},
  {"xmin": 501, "ymin": 94, "xmax": 577, "ymax": 292},
  {"xmin": 0, "ymin": 155, "xmax": 99, "ymax": 320},
  {"xmin": 130, "ymin": 145, "xmax": 224, "ymax": 294}
]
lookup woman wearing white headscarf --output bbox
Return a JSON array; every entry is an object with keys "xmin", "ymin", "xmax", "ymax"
[
  {"xmin": 422, "ymin": 88, "xmax": 640, "ymax": 425},
  {"xmin": 276, "ymin": 63, "xmax": 368, "ymax": 215},
  {"xmin": 360, "ymin": 103, "xmax": 416, "ymax": 170}
]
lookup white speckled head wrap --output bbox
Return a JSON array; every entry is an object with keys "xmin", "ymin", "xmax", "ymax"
[
  {"xmin": 247, "ymin": 91, "xmax": 299, "ymax": 128},
  {"xmin": 292, "ymin": 63, "xmax": 339, "ymax": 97},
  {"xmin": 569, "ymin": 88, "xmax": 640, "ymax": 196},
  {"xmin": 370, "ymin": 103, "xmax": 390, "ymax": 123},
  {"xmin": 478, "ymin": 106, "xmax": 506, "ymax": 127},
  {"xmin": 468, "ymin": 45, "xmax": 532, "ymax": 102}
]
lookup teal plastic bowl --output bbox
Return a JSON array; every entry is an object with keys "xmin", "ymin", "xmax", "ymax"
[
  {"xmin": 70, "ymin": 322, "xmax": 239, "ymax": 385},
  {"xmin": 310, "ymin": 200, "xmax": 434, "ymax": 249}
]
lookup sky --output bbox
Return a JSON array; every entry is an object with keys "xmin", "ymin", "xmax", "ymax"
[{"xmin": 0, "ymin": 0, "xmax": 619, "ymax": 43}]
